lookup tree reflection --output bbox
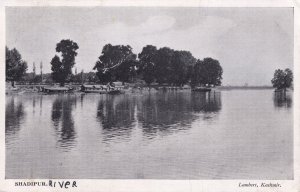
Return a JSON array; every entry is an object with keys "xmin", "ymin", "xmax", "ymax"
[
  {"xmin": 273, "ymin": 91, "xmax": 292, "ymax": 108},
  {"xmin": 80, "ymin": 94, "xmax": 85, "ymax": 108},
  {"xmin": 32, "ymin": 95, "xmax": 36, "ymax": 114},
  {"xmin": 95, "ymin": 91, "xmax": 222, "ymax": 141},
  {"xmin": 5, "ymin": 96, "xmax": 25, "ymax": 138},
  {"xmin": 51, "ymin": 95, "xmax": 77, "ymax": 150},
  {"xmin": 138, "ymin": 92, "xmax": 193, "ymax": 135},
  {"xmin": 138, "ymin": 91, "xmax": 222, "ymax": 138},
  {"xmin": 191, "ymin": 91, "xmax": 222, "ymax": 112},
  {"xmin": 97, "ymin": 95, "xmax": 135, "ymax": 142},
  {"xmin": 39, "ymin": 95, "xmax": 43, "ymax": 116}
]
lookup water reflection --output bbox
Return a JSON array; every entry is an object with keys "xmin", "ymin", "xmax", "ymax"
[
  {"xmin": 138, "ymin": 91, "xmax": 222, "ymax": 138},
  {"xmin": 138, "ymin": 92, "xmax": 193, "ymax": 136},
  {"xmin": 32, "ymin": 96, "xmax": 36, "ymax": 114},
  {"xmin": 39, "ymin": 95, "xmax": 43, "ymax": 116},
  {"xmin": 51, "ymin": 95, "xmax": 77, "ymax": 150},
  {"xmin": 97, "ymin": 95, "xmax": 135, "ymax": 142},
  {"xmin": 273, "ymin": 91, "xmax": 292, "ymax": 108},
  {"xmin": 5, "ymin": 97, "xmax": 25, "ymax": 141},
  {"xmin": 96, "ymin": 92, "xmax": 222, "ymax": 142},
  {"xmin": 80, "ymin": 94, "xmax": 84, "ymax": 108},
  {"xmin": 6, "ymin": 90, "xmax": 293, "ymax": 179},
  {"xmin": 191, "ymin": 91, "xmax": 222, "ymax": 112}
]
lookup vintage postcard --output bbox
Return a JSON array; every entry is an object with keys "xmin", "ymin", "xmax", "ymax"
[{"xmin": 0, "ymin": 0, "xmax": 299, "ymax": 192}]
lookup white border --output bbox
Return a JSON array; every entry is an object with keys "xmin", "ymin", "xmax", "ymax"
[{"xmin": 0, "ymin": 0, "xmax": 299, "ymax": 192}]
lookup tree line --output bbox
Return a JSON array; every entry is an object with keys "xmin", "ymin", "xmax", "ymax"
[
  {"xmin": 92, "ymin": 43, "xmax": 223, "ymax": 87},
  {"xmin": 7, "ymin": 39, "xmax": 293, "ymax": 90},
  {"xmin": 6, "ymin": 39, "xmax": 224, "ymax": 87}
]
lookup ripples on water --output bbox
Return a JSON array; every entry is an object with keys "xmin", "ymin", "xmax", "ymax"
[{"xmin": 5, "ymin": 90, "xmax": 293, "ymax": 179}]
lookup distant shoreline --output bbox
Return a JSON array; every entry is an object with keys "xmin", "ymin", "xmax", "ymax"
[{"xmin": 217, "ymin": 86, "xmax": 273, "ymax": 90}]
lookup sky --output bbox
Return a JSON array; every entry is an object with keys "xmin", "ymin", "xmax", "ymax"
[{"xmin": 6, "ymin": 7, "xmax": 293, "ymax": 86}]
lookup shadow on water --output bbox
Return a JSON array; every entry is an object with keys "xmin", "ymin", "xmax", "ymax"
[
  {"xmin": 5, "ymin": 96, "xmax": 26, "ymax": 141},
  {"xmin": 31, "ymin": 95, "xmax": 45, "ymax": 116},
  {"xmin": 39, "ymin": 95, "xmax": 43, "ymax": 116},
  {"xmin": 32, "ymin": 96, "xmax": 36, "ymax": 114},
  {"xmin": 51, "ymin": 95, "xmax": 77, "ymax": 151},
  {"xmin": 273, "ymin": 91, "xmax": 292, "ymax": 108},
  {"xmin": 95, "ymin": 91, "xmax": 222, "ymax": 141},
  {"xmin": 191, "ymin": 91, "xmax": 222, "ymax": 113},
  {"xmin": 80, "ymin": 94, "xmax": 84, "ymax": 108},
  {"xmin": 97, "ymin": 95, "xmax": 135, "ymax": 142},
  {"xmin": 138, "ymin": 91, "xmax": 222, "ymax": 138}
]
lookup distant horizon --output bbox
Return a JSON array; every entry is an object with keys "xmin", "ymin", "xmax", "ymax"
[{"xmin": 6, "ymin": 7, "xmax": 293, "ymax": 86}]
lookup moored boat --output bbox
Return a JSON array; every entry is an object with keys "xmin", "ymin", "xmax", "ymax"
[
  {"xmin": 192, "ymin": 87, "xmax": 211, "ymax": 92},
  {"xmin": 42, "ymin": 86, "xmax": 73, "ymax": 93},
  {"xmin": 81, "ymin": 85, "xmax": 108, "ymax": 94},
  {"xmin": 81, "ymin": 83, "xmax": 126, "ymax": 95}
]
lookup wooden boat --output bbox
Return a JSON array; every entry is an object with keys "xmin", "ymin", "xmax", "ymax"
[
  {"xmin": 81, "ymin": 85, "xmax": 108, "ymax": 93},
  {"xmin": 81, "ymin": 83, "xmax": 125, "ymax": 94},
  {"xmin": 192, "ymin": 87, "xmax": 211, "ymax": 92},
  {"xmin": 42, "ymin": 86, "xmax": 73, "ymax": 93}
]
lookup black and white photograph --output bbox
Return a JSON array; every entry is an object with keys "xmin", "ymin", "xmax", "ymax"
[{"xmin": 1, "ymin": 1, "xmax": 299, "ymax": 191}]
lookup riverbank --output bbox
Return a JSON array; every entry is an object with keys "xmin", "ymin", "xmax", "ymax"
[
  {"xmin": 5, "ymin": 84, "xmax": 161, "ymax": 95},
  {"xmin": 6, "ymin": 83, "xmax": 284, "ymax": 95},
  {"xmin": 217, "ymin": 85, "xmax": 273, "ymax": 90}
]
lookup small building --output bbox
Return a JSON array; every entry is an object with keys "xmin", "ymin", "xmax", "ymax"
[{"xmin": 111, "ymin": 81, "xmax": 125, "ymax": 90}]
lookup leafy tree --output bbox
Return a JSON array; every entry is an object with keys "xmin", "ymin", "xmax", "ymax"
[
  {"xmin": 271, "ymin": 68, "xmax": 293, "ymax": 91},
  {"xmin": 155, "ymin": 47, "xmax": 175, "ymax": 84},
  {"xmin": 191, "ymin": 59, "xmax": 204, "ymax": 87},
  {"xmin": 202, "ymin": 58, "xmax": 223, "ymax": 86},
  {"xmin": 115, "ymin": 59, "xmax": 138, "ymax": 83},
  {"xmin": 140, "ymin": 62, "xmax": 155, "ymax": 85},
  {"xmin": 23, "ymin": 72, "xmax": 34, "ymax": 84},
  {"xmin": 191, "ymin": 58, "xmax": 223, "ymax": 87},
  {"xmin": 138, "ymin": 46, "xmax": 197, "ymax": 86},
  {"xmin": 71, "ymin": 73, "xmax": 82, "ymax": 84},
  {"xmin": 43, "ymin": 73, "xmax": 54, "ymax": 84},
  {"xmin": 32, "ymin": 75, "xmax": 42, "ymax": 84},
  {"xmin": 138, "ymin": 45, "xmax": 158, "ymax": 85},
  {"xmin": 93, "ymin": 44, "xmax": 137, "ymax": 84},
  {"xmin": 51, "ymin": 55, "xmax": 64, "ymax": 85},
  {"xmin": 51, "ymin": 39, "xmax": 79, "ymax": 86},
  {"xmin": 6, "ymin": 47, "xmax": 28, "ymax": 87},
  {"xmin": 170, "ymin": 50, "xmax": 196, "ymax": 86},
  {"xmin": 85, "ymin": 72, "xmax": 99, "ymax": 83}
]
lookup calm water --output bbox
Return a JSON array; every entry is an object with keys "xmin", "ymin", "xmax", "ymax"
[{"xmin": 5, "ymin": 90, "xmax": 293, "ymax": 179}]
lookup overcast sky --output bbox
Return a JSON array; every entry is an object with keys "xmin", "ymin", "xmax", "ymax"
[{"xmin": 6, "ymin": 7, "xmax": 293, "ymax": 86}]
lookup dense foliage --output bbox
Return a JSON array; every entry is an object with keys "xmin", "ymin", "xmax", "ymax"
[
  {"xmin": 9, "ymin": 42, "xmax": 224, "ymax": 87},
  {"xmin": 93, "ymin": 44, "xmax": 137, "ymax": 84},
  {"xmin": 191, "ymin": 58, "xmax": 223, "ymax": 87},
  {"xmin": 137, "ymin": 45, "xmax": 157, "ymax": 85},
  {"xmin": 271, "ymin": 68, "xmax": 293, "ymax": 90},
  {"xmin": 6, "ymin": 47, "xmax": 28, "ymax": 87},
  {"xmin": 94, "ymin": 44, "xmax": 222, "ymax": 87},
  {"xmin": 51, "ymin": 39, "xmax": 79, "ymax": 86},
  {"xmin": 23, "ymin": 72, "xmax": 99, "ymax": 85}
]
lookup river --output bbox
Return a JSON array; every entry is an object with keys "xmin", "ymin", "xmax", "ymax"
[{"xmin": 5, "ymin": 89, "xmax": 293, "ymax": 179}]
